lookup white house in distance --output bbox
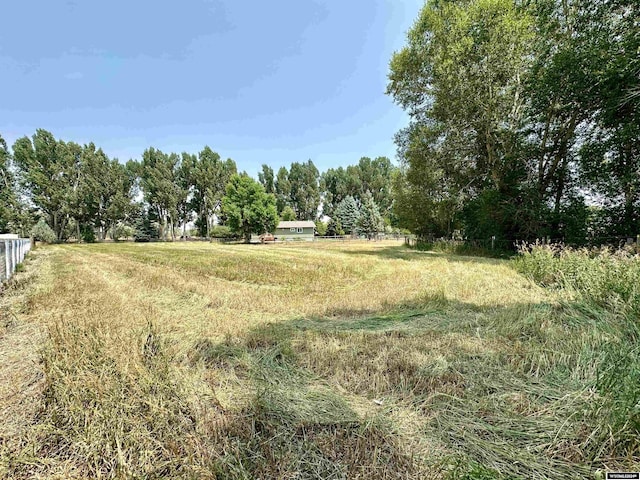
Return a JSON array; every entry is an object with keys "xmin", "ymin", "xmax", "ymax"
[{"xmin": 274, "ymin": 221, "xmax": 315, "ymax": 241}]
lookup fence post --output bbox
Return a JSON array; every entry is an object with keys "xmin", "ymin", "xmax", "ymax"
[
  {"xmin": 7, "ymin": 241, "xmax": 13, "ymax": 278},
  {"xmin": 0, "ymin": 242, "xmax": 5, "ymax": 282},
  {"xmin": 491, "ymin": 236, "xmax": 496, "ymax": 250},
  {"xmin": 12, "ymin": 240, "xmax": 17, "ymax": 275}
]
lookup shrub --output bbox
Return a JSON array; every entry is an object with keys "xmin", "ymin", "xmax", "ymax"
[
  {"xmin": 111, "ymin": 224, "xmax": 135, "ymax": 241},
  {"xmin": 80, "ymin": 225, "xmax": 96, "ymax": 243},
  {"xmin": 31, "ymin": 219, "xmax": 56, "ymax": 243},
  {"xmin": 210, "ymin": 225, "xmax": 238, "ymax": 239},
  {"xmin": 315, "ymin": 220, "xmax": 327, "ymax": 236}
]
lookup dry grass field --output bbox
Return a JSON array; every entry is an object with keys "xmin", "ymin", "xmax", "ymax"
[{"xmin": 0, "ymin": 240, "xmax": 626, "ymax": 478}]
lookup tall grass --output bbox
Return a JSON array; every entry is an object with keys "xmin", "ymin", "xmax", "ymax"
[
  {"xmin": 515, "ymin": 243, "xmax": 640, "ymax": 459},
  {"xmin": 2, "ymin": 240, "xmax": 639, "ymax": 478}
]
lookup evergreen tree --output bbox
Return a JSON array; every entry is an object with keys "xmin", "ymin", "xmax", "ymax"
[
  {"xmin": 335, "ymin": 196, "xmax": 360, "ymax": 236},
  {"xmin": 357, "ymin": 191, "xmax": 384, "ymax": 239},
  {"xmin": 326, "ymin": 217, "xmax": 344, "ymax": 236}
]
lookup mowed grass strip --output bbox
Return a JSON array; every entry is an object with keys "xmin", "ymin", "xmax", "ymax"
[{"xmin": 0, "ymin": 240, "xmax": 611, "ymax": 479}]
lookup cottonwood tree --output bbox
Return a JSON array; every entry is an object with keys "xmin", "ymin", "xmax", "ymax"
[
  {"xmin": 13, "ymin": 130, "xmax": 83, "ymax": 242},
  {"xmin": 280, "ymin": 205, "xmax": 296, "ymax": 221},
  {"xmin": 575, "ymin": 0, "xmax": 640, "ymax": 238},
  {"xmin": 274, "ymin": 166, "xmax": 291, "ymax": 214},
  {"xmin": 288, "ymin": 160, "xmax": 320, "ymax": 220},
  {"xmin": 176, "ymin": 153, "xmax": 195, "ymax": 239},
  {"xmin": 79, "ymin": 144, "xmax": 135, "ymax": 240},
  {"xmin": 222, "ymin": 174, "xmax": 278, "ymax": 243},
  {"xmin": 258, "ymin": 164, "xmax": 275, "ymax": 194},
  {"xmin": 320, "ymin": 167, "xmax": 353, "ymax": 219},
  {"xmin": 190, "ymin": 147, "xmax": 237, "ymax": 237},
  {"xmin": 321, "ymin": 158, "xmax": 396, "ymax": 220},
  {"xmin": 140, "ymin": 148, "xmax": 181, "ymax": 241},
  {"xmin": 387, "ymin": 0, "xmax": 535, "ymax": 240},
  {"xmin": 350, "ymin": 157, "xmax": 395, "ymax": 217}
]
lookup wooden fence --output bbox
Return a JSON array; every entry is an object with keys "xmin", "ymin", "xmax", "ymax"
[{"xmin": 0, "ymin": 238, "xmax": 32, "ymax": 283}]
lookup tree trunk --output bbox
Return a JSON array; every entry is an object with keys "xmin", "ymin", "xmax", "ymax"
[{"xmin": 169, "ymin": 214, "xmax": 176, "ymax": 241}]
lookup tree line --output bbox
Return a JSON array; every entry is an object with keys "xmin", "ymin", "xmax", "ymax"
[
  {"xmin": 0, "ymin": 129, "xmax": 398, "ymax": 242},
  {"xmin": 388, "ymin": 0, "xmax": 639, "ymax": 245},
  {"xmin": 4, "ymin": 0, "xmax": 633, "ymax": 248}
]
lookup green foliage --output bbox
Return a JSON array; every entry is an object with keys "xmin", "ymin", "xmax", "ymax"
[
  {"xmin": 258, "ymin": 164, "xmax": 275, "ymax": 194},
  {"xmin": 314, "ymin": 220, "xmax": 327, "ymax": 236},
  {"xmin": 288, "ymin": 160, "xmax": 320, "ymax": 220},
  {"xmin": 321, "ymin": 157, "xmax": 396, "ymax": 219},
  {"xmin": 280, "ymin": 205, "xmax": 296, "ymax": 221},
  {"xmin": 79, "ymin": 144, "xmax": 135, "ymax": 240},
  {"xmin": 222, "ymin": 174, "xmax": 279, "ymax": 243},
  {"xmin": 190, "ymin": 147, "xmax": 237, "ymax": 238},
  {"xmin": 0, "ymin": 136, "xmax": 19, "ymax": 234},
  {"xmin": 413, "ymin": 240, "xmax": 511, "ymax": 259},
  {"xmin": 132, "ymin": 208, "xmax": 160, "ymax": 242},
  {"xmin": 110, "ymin": 223, "xmax": 135, "ymax": 241},
  {"xmin": 210, "ymin": 225, "xmax": 237, "ymax": 239},
  {"xmin": 326, "ymin": 217, "xmax": 344, "ymax": 236},
  {"xmin": 357, "ymin": 191, "xmax": 384, "ymax": 238},
  {"xmin": 274, "ymin": 166, "xmax": 291, "ymax": 214},
  {"xmin": 515, "ymin": 243, "xmax": 640, "ymax": 455},
  {"xmin": 140, "ymin": 148, "xmax": 181, "ymax": 241},
  {"xmin": 12, "ymin": 130, "xmax": 82, "ymax": 242},
  {"xmin": 335, "ymin": 196, "xmax": 360, "ymax": 236},
  {"xmin": 80, "ymin": 225, "xmax": 96, "ymax": 243},
  {"xmin": 31, "ymin": 218, "xmax": 57, "ymax": 243},
  {"xmin": 444, "ymin": 458, "xmax": 502, "ymax": 480},
  {"xmin": 387, "ymin": 0, "xmax": 639, "ymax": 244}
]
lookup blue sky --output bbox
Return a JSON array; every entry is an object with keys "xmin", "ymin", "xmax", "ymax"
[{"xmin": 0, "ymin": 1, "xmax": 422, "ymax": 176}]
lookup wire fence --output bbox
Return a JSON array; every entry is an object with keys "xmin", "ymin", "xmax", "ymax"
[{"xmin": 0, "ymin": 238, "xmax": 32, "ymax": 283}]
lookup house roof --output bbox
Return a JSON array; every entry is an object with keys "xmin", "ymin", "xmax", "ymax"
[{"xmin": 277, "ymin": 221, "xmax": 316, "ymax": 229}]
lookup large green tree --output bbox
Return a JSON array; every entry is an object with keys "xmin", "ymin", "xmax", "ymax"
[
  {"xmin": 79, "ymin": 144, "xmax": 134, "ymax": 240},
  {"xmin": 274, "ymin": 166, "xmax": 291, "ymax": 214},
  {"xmin": 575, "ymin": 0, "xmax": 640, "ymax": 238},
  {"xmin": 258, "ymin": 164, "xmax": 275, "ymax": 194},
  {"xmin": 321, "ymin": 158, "xmax": 396, "ymax": 220},
  {"xmin": 320, "ymin": 166, "xmax": 354, "ymax": 219},
  {"xmin": 288, "ymin": 160, "xmax": 320, "ymax": 220},
  {"xmin": 335, "ymin": 196, "xmax": 360, "ymax": 236},
  {"xmin": 140, "ymin": 148, "xmax": 181, "ymax": 241},
  {"xmin": 357, "ymin": 191, "xmax": 384, "ymax": 239},
  {"xmin": 13, "ymin": 130, "xmax": 82, "ymax": 242},
  {"xmin": 190, "ymin": 147, "xmax": 237, "ymax": 237},
  {"xmin": 388, "ymin": 0, "xmax": 536, "ymax": 241},
  {"xmin": 222, "ymin": 174, "xmax": 278, "ymax": 243}
]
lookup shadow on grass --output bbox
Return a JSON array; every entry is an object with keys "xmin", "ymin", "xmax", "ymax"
[
  {"xmin": 189, "ymin": 293, "xmax": 618, "ymax": 479},
  {"xmin": 340, "ymin": 244, "xmax": 513, "ymax": 265}
]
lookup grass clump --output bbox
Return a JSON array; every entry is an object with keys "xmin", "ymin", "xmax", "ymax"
[{"xmin": 515, "ymin": 243, "xmax": 640, "ymax": 461}]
